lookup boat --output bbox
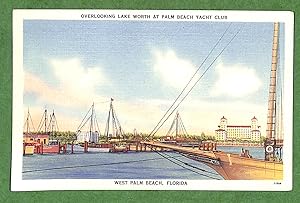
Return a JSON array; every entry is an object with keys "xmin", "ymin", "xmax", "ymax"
[
  {"xmin": 185, "ymin": 22, "xmax": 285, "ymax": 180},
  {"xmin": 142, "ymin": 140, "xmax": 283, "ymax": 180},
  {"xmin": 111, "ymin": 144, "xmax": 129, "ymax": 153},
  {"xmin": 23, "ymin": 109, "xmax": 63, "ymax": 155},
  {"xmin": 79, "ymin": 142, "xmax": 113, "ymax": 152},
  {"xmin": 23, "ymin": 143, "xmax": 34, "ymax": 155},
  {"xmin": 76, "ymin": 100, "xmax": 126, "ymax": 153},
  {"xmin": 142, "ymin": 22, "xmax": 284, "ymax": 180},
  {"xmin": 41, "ymin": 140, "xmax": 60, "ymax": 154},
  {"xmin": 182, "ymin": 142, "xmax": 283, "ymax": 180}
]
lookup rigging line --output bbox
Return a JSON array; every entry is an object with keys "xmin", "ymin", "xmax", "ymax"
[
  {"xmin": 77, "ymin": 115, "xmax": 93, "ymax": 133},
  {"xmin": 23, "ymin": 112, "xmax": 29, "ymax": 132},
  {"xmin": 94, "ymin": 114, "xmax": 101, "ymax": 135},
  {"xmin": 151, "ymin": 26, "xmax": 243, "ymax": 137},
  {"xmin": 161, "ymin": 151, "xmax": 220, "ymax": 176},
  {"xmin": 170, "ymin": 128, "xmax": 176, "ymax": 136},
  {"xmin": 105, "ymin": 105, "xmax": 111, "ymax": 138},
  {"xmin": 166, "ymin": 116, "xmax": 176, "ymax": 136},
  {"xmin": 178, "ymin": 115, "xmax": 188, "ymax": 136},
  {"xmin": 77, "ymin": 104, "xmax": 93, "ymax": 132},
  {"xmin": 22, "ymin": 155, "xmax": 184, "ymax": 173},
  {"xmin": 36, "ymin": 111, "xmax": 45, "ymax": 132},
  {"xmin": 154, "ymin": 150, "xmax": 221, "ymax": 180},
  {"xmin": 148, "ymin": 23, "xmax": 233, "ymax": 137},
  {"xmin": 111, "ymin": 110, "xmax": 116, "ymax": 137},
  {"xmin": 29, "ymin": 111, "xmax": 36, "ymax": 132},
  {"xmin": 113, "ymin": 108, "xmax": 125, "ymax": 137},
  {"xmin": 46, "ymin": 113, "xmax": 53, "ymax": 132},
  {"xmin": 181, "ymin": 120, "xmax": 189, "ymax": 137},
  {"xmin": 24, "ymin": 109, "xmax": 28, "ymax": 131}
]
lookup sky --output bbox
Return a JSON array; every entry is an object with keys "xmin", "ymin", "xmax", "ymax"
[{"xmin": 23, "ymin": 20, "xmax": 285, "ymax": 136}]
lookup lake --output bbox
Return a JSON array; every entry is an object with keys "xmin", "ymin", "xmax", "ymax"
[{"xmin": 22, "ymin": 145, "xmax": 264, "ymax": 180}]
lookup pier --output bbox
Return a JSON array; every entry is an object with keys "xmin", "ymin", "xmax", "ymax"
[
  {"xmin": 140, "ymin": 141, "xmax": 283, "ymax": 180},
  {"xmin": 141, "ymin": 141, "xmax": 217, "ymax": 160}
]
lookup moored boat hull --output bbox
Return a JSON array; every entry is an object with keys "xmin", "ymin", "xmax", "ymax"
[
  {"xmin": 23, "ymin": 145, "xmax": 34, "ymax": 155},
  {"xmin": 207, "ymin": 151, "xmax": 283, "ymax": 180},
  {"xmin": 87, "ymin": 147, "xmax": 111, "ymax": 153}
]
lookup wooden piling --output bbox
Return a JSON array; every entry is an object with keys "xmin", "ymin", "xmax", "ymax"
[
  {"xmin": 71, "ymin": 142, "xmax": 74, "ymax": 154},
  {"xmin": 84, "ymin": 141, "xmax": 88, "ymax": 153},
  {"xmin": 63, "ymin": 144, "xmax": 67, "ymax": 154},
  {"xmin": 58, "ymin": 142, "xmax": 61, "ymax": 154}
]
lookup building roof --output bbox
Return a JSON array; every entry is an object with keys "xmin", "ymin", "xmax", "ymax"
[
  {"xmin": 227, "ymin": 125, "xmax": 251, "ymax": 128},
  {"xmin": 23, "ymin": 134, "xmax": 49, "ymax": 138},
  {"xmin": 226, "ymin": 125, "xmax": 261, "ymax": 128},
  {"xmin": 221, "ymin": 116, "xmax": 227, "ymax": 120},
  {"xmin": 215, "ymin": 129, "xmax": 225, "ymax": 132}
]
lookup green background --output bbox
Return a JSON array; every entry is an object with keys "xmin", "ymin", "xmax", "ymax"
[{"xmin": 0, "ymin": 0, "xmax": 299, "ymax": 202}]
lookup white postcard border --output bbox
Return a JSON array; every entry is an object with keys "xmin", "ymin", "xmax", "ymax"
[{"xmin": 12, "ymin": 9, "xmax": 294, "ymax": 191}]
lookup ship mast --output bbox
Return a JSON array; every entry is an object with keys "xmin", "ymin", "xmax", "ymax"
[
  {"xmin": 76, "ymin": 103, "xmax": 101, "ymax": 143},
  {"xmin": 90, "ymin": 102, "xmax": 94, "ymax": 141},
  {"xmin": 265, "ymin": 22, "xmax": 283, "ymax": 162},
  {"xmin": 104, "ymin": 98, "xmax": 124, "ymax": 141},
  {"xmin": 266, "ymin": 22, "xmax": 279, "ymax": 140},
  {"xmin": 47, "ymin": 110, "xmax": 59, "ymax": 139},
  {"xmin": 23, "ymin": 108, "xmax": 36, "ymax": 134},
  {"xmin": 166, "ymin": 111, "xmax": 189, "ymax": 139}
]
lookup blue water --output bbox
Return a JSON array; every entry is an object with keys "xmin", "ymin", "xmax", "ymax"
[
  {"xmin": 22, "ymin": 146, "xmax": 264, "ymax": 180},
  {"xmin": 217, "ymin": 146, "xmax": 265, "ymax": 160}
]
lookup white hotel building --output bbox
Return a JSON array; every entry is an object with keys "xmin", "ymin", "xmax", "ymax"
[{"xmin": 215, "ymin": 116, "xmax": 261, "ymax": 142}]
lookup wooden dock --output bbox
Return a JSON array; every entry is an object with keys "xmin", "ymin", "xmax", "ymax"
[{"xmin": 141, "ymin": 141, "xmax": 283, "ymax": 180}]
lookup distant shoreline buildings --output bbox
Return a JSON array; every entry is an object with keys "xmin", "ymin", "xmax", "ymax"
[{"xmin": 215, "ymin": 116, "xmax": 261, "ymax": 142}]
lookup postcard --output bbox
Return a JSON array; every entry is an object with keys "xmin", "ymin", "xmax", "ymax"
[{"xmin": 12, "ymin": 9, "xmax": 294, "ymax": 191}]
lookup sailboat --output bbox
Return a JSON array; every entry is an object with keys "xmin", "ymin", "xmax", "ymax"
[
  {"xmin": 23, "ymin": 108, "xmax": 62, "ymax": 154},
  {"xmin": 186, "ymin": 22, "xmax": 284, "ymax": 180},
  {"xmin": 76, "ymin": 99, "xmax": 127, "ymax": 152},
  {"xmin": 76, "ymin": 102, "xmax": 113, "ymax": 152},
  {"xmin": 23, "ymin": 108, "xmax": 35, "ymax": 155},
  {"xmin": 104, "ymin": 98, "xmax": 128, "ymax": 152},
  {"xmin": 143, "ymin": 22, "xmax": 284, "ymax": 180}
]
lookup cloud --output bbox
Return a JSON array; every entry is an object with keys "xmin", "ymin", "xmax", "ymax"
[
  {"xmin": 112, "ymin": 98, "xmax": 267, "ymax": 137},
  {"xmin": 152, "ymin": 49, "xmax": 196, "ymax": 89},
  {"xmin": 24, "ymin": 81, "xmax": 267, "ymax": 135},
  {"xmin": 50, "ymin": 58, "xmax": 107, "ymax": 100},
  {"xmin": 110, "ymin": 99, "xmax": 168, "ymax": 134},
  {"xmin": 24, "ymin": 58, "xmax": 108, "ymax": 109},
  {"xmin": 24, "ymin": 58, "xmax": 267, "ymax": 135},
  {"xmin": 211, "ymin": 62, "xmax": 262, "ymax": 98}
]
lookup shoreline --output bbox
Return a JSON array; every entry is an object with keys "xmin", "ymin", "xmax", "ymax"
[{"xmin": 216, "ymin": 144, "xmax": 264, "ymax": 148}]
